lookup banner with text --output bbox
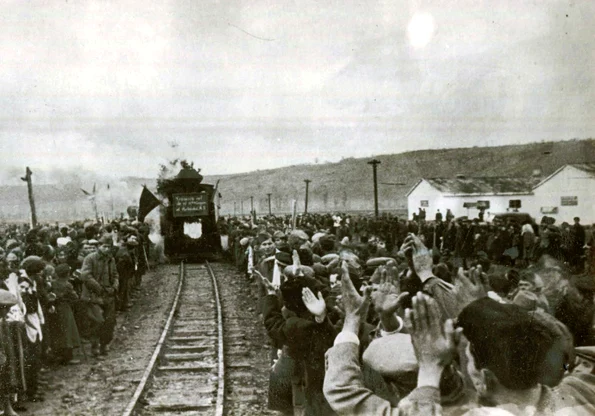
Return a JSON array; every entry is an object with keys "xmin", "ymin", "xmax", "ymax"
[{"xmin": 172, "ymin": 192, "xmax": 209, "ymax": 217}]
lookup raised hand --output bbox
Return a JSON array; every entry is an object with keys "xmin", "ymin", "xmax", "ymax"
[
  {"xmin": 452, "ymin": 267, "xmax": 487, "ymax": 315},
  {"xmin": 371, "ymin": 267, "xmax": 408, "ymax": 315},
  {"xmin": 405, "ymin": 292, "xmax": 461, "ymax": 377},
  {"xmin": 469, "ymin": 265, "xmax": 491, "ymax": 294},
  {"xmin": 301, "ymin": 287, "xmax": 326, "ymax": 319},
  {"xmin": 402, "ymin": 233, "xmax": 434, "ymax": 282},
  {"xmin": 340, "ymin": 261, "xmax": 371, "ymax": 329}
]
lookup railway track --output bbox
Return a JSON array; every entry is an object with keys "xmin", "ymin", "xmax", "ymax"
[{"xmin": 122, "ymin": 261, "xmax": 266, "ymax": 416}]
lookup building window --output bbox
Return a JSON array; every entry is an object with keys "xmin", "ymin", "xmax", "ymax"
[
  {"xmin": 477, "ymin": 200, "xmax": 490, "ymax": 209},
  {"xmin": 561, "ymin": 196, "xmax": 578, "ymax": 206},
  {"xmin": 509, "ymin": 200, "xmax": 522, "ymax": 209},
  {"xmin": 420, "ymin": 200, "xmax": 429, "ymax": 207}
]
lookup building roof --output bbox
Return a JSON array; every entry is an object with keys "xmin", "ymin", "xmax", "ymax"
[
  {"xmin": 532, "ymin": 163, "xmax": 595, "ymax": 190},
  {"xmin": 570, "ymin": 163, "xmax": 595, "ymax": 175},
  {"xmin": 409, "ymin": 162, "xmax": 595, "ymax": 197},
  {"xmin": 409, "ymin": 177, "xmax": 536, "ymax": 197}
]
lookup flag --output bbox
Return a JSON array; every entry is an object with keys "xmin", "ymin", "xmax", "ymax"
[
  {"xmin": 211, "ymin": 179, "xmax": 220, "ymax": 202},
  {"xmin": 138, "ymin": 186, "xmax": 161, "ymax": 222},
  {"xmin": 81, "ymin": 188, "xmax": 95, "ymax": 201}
]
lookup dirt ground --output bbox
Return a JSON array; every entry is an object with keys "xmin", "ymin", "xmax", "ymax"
[{"xmin": 21, "ymin": 262, "xmax": 277, "ymax": 416}]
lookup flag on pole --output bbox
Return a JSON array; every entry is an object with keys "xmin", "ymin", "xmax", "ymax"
[
  {"xmin": 80, "ymin": 188, "xmax": 95, "ymax": 200},
  {"xmin": 210, "ymin": 180, "xmax": 220, "ymax": 202},
  {"xmin": 138, "ymin": 186, "xmax": 161, "ymax": 222}
]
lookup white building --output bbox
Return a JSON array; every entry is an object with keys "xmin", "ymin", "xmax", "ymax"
[
  {"xmin": 529, "ymin": 164, "xmax": 595, "ymax": 224},
  {"xmin": 407, "ymin": 163, "xmax": 595, "ymax": 224}
]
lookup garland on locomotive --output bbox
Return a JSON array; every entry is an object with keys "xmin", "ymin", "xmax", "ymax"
[{"xmin": 157, "ymin": 162, "xmax": 221, "ymax": 259}]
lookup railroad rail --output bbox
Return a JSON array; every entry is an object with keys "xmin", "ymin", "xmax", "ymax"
[{"xmin": 122, "ymin": 261, "xmax": 258, "ymax": 416}]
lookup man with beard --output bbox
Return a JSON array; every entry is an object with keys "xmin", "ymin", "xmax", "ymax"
[{"xmin": 80, "ymin": 235, "xmax": 119, "ymax": 357}]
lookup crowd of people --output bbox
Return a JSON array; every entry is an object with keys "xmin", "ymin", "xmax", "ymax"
[
  {"xmin": 223, "ymin": 210, "xmax": 595, "ymax": 415},
  {"xmin": 0, "ymin": 219, "xmax": 152, "ymax": 415},
  {"xmin": 0, "ymin": 208, "xmax": 593, "ymax": 415}
]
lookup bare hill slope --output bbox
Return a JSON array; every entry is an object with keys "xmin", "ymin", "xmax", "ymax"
[{"xmin": 1, "ymin": 139, "xmax": 593, "ymax": 222}]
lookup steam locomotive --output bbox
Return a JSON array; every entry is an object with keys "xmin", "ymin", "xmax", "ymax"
[{"xmin": 158, "ymin": 163, "xmax": 221, "ymax": 261}]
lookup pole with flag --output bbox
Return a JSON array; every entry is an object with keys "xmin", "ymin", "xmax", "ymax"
[
  {"xmin": 210, "ymin": 180, "xmax": 221, "ymax": 222},
  {"xmin": 138, "ymin": 185, "xmax": 162, "ymax": 222},
  {"xmin": 81, "ymin": 183, "xmax": 99, "ymax": 222}
]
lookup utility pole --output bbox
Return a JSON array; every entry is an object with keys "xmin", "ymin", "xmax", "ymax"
[
  {"xmin": 304, "ymin": 179, "xmax": 311, "ymax": 214},
  {"xmin": 21, "ymin": 167, "xmax": 37, "ymax": 227},
  {"xmin": 267, "ymin": 193, "xmax": 272, "ymax": 215},
  {"xmin": 250, "ymin": 196, "xmax": 255, "ymax": 221},
  {"xmin": 233, "ymin": 201, "xmax": 237, "ymax": 217},
  {"xmin": 368, "ymin": 159, "xmax": 381, "ymax": 218},
  {"xmin": 241, "ymin": 200, "xmax": 244, "ymax": 216}
]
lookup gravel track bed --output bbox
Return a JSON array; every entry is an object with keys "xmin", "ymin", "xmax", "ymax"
[{"xmin": 22, "ymin": 262, "xmax": 278, "ymax": 416}]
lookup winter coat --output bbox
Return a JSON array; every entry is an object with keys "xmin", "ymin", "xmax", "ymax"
[{"xmin": 48, "ymin": 278, "xmax": 80, "ymax": 351}]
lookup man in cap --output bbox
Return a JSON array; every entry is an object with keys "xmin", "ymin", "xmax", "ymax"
[
  {"xmin": 115, "ymin": 236, "xmax": 137, "ymax": 312},
  {"xmin": 80, "ymin": 235, "xmax": 119, "ymax": 356}
]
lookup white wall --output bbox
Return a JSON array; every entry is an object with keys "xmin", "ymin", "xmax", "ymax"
[
  {"xmin": 530, "ymin": 166, "xmax": 595, "ymax": 224},
  {"xmin": 408, "ymin": 167, "xmax": 595, "ymax": 224},
  {"xmin": 408, "ymin": 180, "xmax": 533, "ymax": 221},
  {"xmin": 407, "ymin": 180, "xmax": 444, "ymax": 219}
]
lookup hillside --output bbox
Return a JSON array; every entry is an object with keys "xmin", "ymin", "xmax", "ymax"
[
  {"xmin": 209, "ymin": 138, "xmax": 595, "ymax": 215},
  {"xmin": 1, "ymin": 139, "xmax": 593, "ymax": 222}
]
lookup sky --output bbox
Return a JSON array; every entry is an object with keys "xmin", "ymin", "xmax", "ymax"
[{"xmin": 0, "ymin": 0, "xmax": 593, "ymax": 185}]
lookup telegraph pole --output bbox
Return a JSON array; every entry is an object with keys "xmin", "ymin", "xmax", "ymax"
[
  {"xmin": 304, "ymin": 179, "xmax": 311, "ymax": 214},
  {"xmin": 368, "ymin": 159, "xmax": 381, "ymax": 218},
  {"xmin": 250, "ymin": 196, "xmax": 255, "ymax": 220},
  {"xmin": 267, "ymin": 193, "xmax": 272, "ymax": 215},
  {"xmin": 21, "ymin": 167, "xmax": 37, "ymax": 227}
]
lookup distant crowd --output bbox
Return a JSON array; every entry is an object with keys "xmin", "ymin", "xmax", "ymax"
[
  {"xmin": 221, "ymin": 210, "xmax": 594, "ymax": 274},
  {"xmin": 0, "ymin": 219, "xmax": 153, "ymax": 415}
]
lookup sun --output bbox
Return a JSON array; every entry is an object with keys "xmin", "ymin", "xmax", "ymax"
[{"xmin": 407, "ymin": 13, "xmax": 435, "ymax": 49}]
